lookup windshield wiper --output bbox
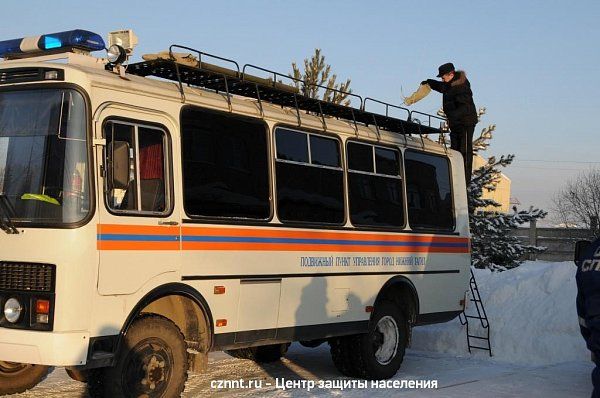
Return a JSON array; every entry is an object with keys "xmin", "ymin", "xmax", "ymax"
[{"xmin": 0, "ymin": 193, "xmax": 19, "ymax": 234}]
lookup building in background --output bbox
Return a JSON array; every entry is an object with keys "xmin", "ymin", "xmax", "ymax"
[{"xmin": 473, "ymin": 154, "xmax": 512, "ymax": 213}]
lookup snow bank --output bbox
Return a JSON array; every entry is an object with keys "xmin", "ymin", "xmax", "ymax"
[{"xmin": 411, "ymin": 261, "xmax": 590, "ymax": 365}]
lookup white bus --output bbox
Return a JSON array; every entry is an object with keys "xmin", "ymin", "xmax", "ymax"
[{"xmin": 0, "ymin": 30, "xmax": 470, "ymax": 396}]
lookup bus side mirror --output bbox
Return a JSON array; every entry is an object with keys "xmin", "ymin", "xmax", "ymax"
[
  {"xmin": 574, "ymin": 240, "xmax": 591, "ymax": 265},
  {"xmin": 109, "ymin": 141, "xmax": 130, "ymax": 190}
]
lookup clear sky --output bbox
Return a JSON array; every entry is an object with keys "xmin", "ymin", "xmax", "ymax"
[{"xmin": 1, "ymin": 0, "xmax": 599, "ymax": 223}]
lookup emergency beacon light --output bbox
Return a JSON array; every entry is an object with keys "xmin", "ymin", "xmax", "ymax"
[{"xmin": 0, "ymin": 29, "xmax": 105, "ymax": 59}]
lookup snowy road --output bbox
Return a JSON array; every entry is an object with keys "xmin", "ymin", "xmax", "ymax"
[
  {"xmin": 14, "ymin": 344, "xmax": 594, "ymax": 397},
  {"xmin": 8, "ymin": 262, "xmax": 589, "ymax": 397}
]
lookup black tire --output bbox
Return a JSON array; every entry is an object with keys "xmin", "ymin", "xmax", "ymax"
[
  {"xmin": 225, "ymin": 343, "xmax": 290, "ymax": 363},
  {"xmin": 91, "ymin": 315, "xmax": 188, "ymax": 398},
  {"xmin": 329, "ymin": 301, "xmax": 408, "ymax": 380},
  {"xmin": 299, "ymin": 339, "xmax": 325, "ymax": 348},
  {"xmin": 0, "ymin": 361, "xmax": 49, "ymax": 395},
  {"xmin": 224, "ymin": 347, "xmax": 255, "ymax": 360},
  {"xmin": 85, "ymin": 369, "xmax": 105, "ymax": 398},
  {"xmin": 329, "ymin": 336, "xmax": 360, "ymax": 378},
  {"xmin": 66, "ymin": 367, "xmax": 89, "ymax": 382}
]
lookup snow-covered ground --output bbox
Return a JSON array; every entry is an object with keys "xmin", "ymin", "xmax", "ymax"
[
  {"xmin": 412, "ymin": 260, "xmax": 590, "ymax": 365},
  {"xmin": 12, "ymin": 348, "xmax": 594, "ymax": 397},
  {"xmin": 11, "ymin": 261, "xmax": 595, "ymax": 397}
]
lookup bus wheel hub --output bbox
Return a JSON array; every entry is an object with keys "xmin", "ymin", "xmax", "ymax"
[
  {"xmin": 142, "ymin": 355, "xmax": 166, "ymax": 390},
  {"xmin": 374, "ymin": 316, "xmax": 399, "ymax": 365}
]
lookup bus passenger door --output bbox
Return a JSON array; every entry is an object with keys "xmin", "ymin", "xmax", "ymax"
[{"xmin": 95, "ymin": 108, "xmax": 180, "ymax": 295}]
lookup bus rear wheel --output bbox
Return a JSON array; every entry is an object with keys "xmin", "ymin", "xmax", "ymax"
[
  {"xmin": 225, "ymin": 343, "xmax": 290, "ymax": 363},
  {"xmin": 94, "ymin": 315, "xmax": 188, "ymax": 398},
  {"xmin": 329, "ymin": 300, "xmax": 408, "ymax": 380},
  {"xmin": 0, "ymin": 361, "xmax": 49, "ymax": 395}
]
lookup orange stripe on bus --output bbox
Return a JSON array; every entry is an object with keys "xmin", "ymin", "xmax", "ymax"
[
  {"xmin": 181, "ymin": 226, "xmax": 468, "ymax": 244},
  {"xmin": 98, "ymin": 224, "xmax": 180, "ymax": 235}
]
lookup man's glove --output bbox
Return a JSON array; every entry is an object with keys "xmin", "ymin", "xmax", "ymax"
[
  {"xmin": 403, "ymin": 83, "xmax": 432, "ymax": 106},
  {"xmin": 421, "ymin": 80, "xmax": 429, "ymax": 86}
]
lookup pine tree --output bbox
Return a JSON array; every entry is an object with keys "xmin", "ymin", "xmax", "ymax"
[
  {"xmin": 468, "ymin": 109, "xmax": 547, "ymax": 271},
  {"xmin": 291, "ymin": 49, "xmax": 352, "ymax": 106}
]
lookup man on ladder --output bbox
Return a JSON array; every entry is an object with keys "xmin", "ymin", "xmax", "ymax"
[{"xmin": 575, "ymin": 238, "xmax": 600, "ymax": 398}]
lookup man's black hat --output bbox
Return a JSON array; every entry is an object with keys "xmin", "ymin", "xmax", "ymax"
[{"xmin": 437, "ymin": 62, "xmax": 455, "ymax": 77}]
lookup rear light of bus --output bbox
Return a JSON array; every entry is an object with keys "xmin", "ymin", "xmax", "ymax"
[{"xmin": 216, "ymin": 319, "xmax": 227, "ymax": 327}]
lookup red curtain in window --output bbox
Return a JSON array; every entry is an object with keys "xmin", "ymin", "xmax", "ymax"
[{"xmin": 139, "ymin": 143, "xmax": 163, "ymax": 180}]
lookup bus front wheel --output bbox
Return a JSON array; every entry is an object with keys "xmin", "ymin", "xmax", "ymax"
[
  {"xmin": 329, "ymin": 300, "xmax": 408, "ymax": 380},
  {"xmin": 0, "ymin": 361, "xmax": 49, "ymax": 395},
  {"xmin": 91, "ymin": 315, "xmax": 189, "ymax": 398}
]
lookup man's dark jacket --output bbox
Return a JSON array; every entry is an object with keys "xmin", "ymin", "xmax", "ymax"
[
  {"xmin": 576, "ymin": 238, "xmax": 600, "ymax": 397},
  {"xmin": 427, "ymin": 71, "xmax": 478, "ymax": 128}
]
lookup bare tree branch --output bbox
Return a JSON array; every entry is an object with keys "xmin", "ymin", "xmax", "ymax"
[{"xmin": 554, "ymin": 168, "xmax": 600, "ymax": 233}]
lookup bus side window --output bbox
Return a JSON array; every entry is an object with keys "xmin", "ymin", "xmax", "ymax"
[
  {"xmin": 180, "ymin": 107, "xmax": 270, "ymax": 220},
  {"xmin": 275, "ymin": 128, "xmax": 344, "ymax": 225},
  {"xmin": 347, "ymin": 142, "xmax": 404, "ymax": 228},
  {"xmin": 404, "ymin": 150, "xmax": 454, "ymax": 231},
  {"xmin": 104, "ymin": 121, "xmax": 169, "ymax": 214}
]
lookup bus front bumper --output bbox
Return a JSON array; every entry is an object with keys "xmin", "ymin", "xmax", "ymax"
[{"xmin": 0, "ymin": 328, "xmax": 89, "ymax": 366}]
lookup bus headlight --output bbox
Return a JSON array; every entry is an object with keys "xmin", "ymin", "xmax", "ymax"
[{"xmin": 4, "ymin": 298, "xmax": 23, "ymax": 323}]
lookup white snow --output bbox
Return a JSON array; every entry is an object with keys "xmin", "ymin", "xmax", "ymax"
[
  {"xmin": 12, "ymin": 349, "xmax": 594, "ymax": 397},
  {"xmin": 9, "ymin": 261, "xmax": 595, "ymax": 397},
  {"xmin": 411, "ymin": 261, "xmax": 590, "ymax": 366}
]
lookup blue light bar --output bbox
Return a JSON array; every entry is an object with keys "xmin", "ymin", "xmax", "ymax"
[{"xmin": 0, "ymin": 29, "xmax": 105, "ymax": 58}]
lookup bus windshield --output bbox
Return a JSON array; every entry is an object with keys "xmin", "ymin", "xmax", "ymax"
[{"xmin": 0, "ymin": 88, "xmax": 90, "ymax": 225}]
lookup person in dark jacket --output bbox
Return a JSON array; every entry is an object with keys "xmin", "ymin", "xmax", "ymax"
[
  {"xmin": 575, "ymin": 238, "xmax": 600, "ymax": 398},
  {"xmin": 423, "ymin": 62, "xmax": 478, "ymax": 184}
]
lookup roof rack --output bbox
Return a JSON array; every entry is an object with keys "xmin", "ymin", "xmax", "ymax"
[{"xmin": 126, "ymin": 44, "xmax": 447, "ymax": 138}]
